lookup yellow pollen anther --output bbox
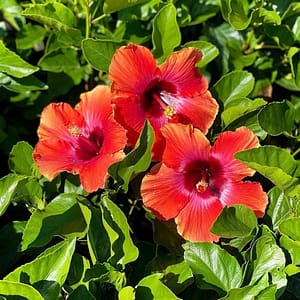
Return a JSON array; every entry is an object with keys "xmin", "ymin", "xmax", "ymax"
[
  {"xmin": 164, "ymin": 105, "xmax": 176, "ymax": 119},
  {"xmin": 68, "ymin": 125, "xmax": 81, "ymax": 137},
  {"xmin": 196, "ymin": 180, "xmax": 208, "ymax": 193}
]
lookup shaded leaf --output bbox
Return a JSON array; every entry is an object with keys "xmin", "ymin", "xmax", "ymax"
[{"xmin": 103, "ymin": 0, "xmax": 150, "ymax": 14}]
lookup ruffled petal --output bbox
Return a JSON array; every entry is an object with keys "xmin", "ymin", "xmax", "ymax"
[
  {"xmin": 220, "ymin": 181, "xmax": 268, "ymax": 217},
  {"xmin": 109, "ymin": 44, "xmax": 159, "ymax": 96},
  {"xmin": 160, "ymin": 47, "xmax": 207, "ymax": 96},
  {"xmin": 77, "ymin": 85, "xmax": 113, "ymax": 127},
  {"xmin": 37, "ymin": 103, "xmax": 85, "ymax": 141},
  {"xmin": 141, "ymin": 164, "xmax": 190, "ymax": 220},
  {"xmin": 160, "ymin": 123, "xmax": 210, "ymax": 171},
  {"xmin": 172, "ymin": 90, "xmax": 218, "ymax": 134},
  {"xmin": 33, "ymin": 139, "xmax": 80, "ymax": 180},
  {"xmin": 175, "ymin": 190, "xmax": 222, "ymax": 242},
  {"xmin": 209, "ymin": 127, "xmax": 259, "ymax": 181},
  {"xmin": 79, "ymin": 151, "xmax": 125, "ymax": 192}
]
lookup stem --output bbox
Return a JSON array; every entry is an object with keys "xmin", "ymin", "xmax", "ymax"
[
  {"xmin": 92, "ymin": 14, "xmax": 107, "ymax": 23},
  {"xmin": 85, "ymin": 1, "xmax": 91, "ymax": 39},
  {"xmin": 293, "ymin": 147, "xmax": 300, "ymax": 157}
]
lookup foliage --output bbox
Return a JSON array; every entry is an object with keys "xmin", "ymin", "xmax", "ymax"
[{"xmin": 1, "ymin": 0, "xmax": 300, "ymax": 299}]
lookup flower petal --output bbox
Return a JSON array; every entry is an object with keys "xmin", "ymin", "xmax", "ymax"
[
  {"xmin": 220, "ymin": 181, "xmax": 268, "ymax": 217},
  {"xmin": 33, "ymin": 139, "xmax": 80, "ymax": 180},
  {"xmin": 210, "ymin": 127, "xmax": 259, "ymax": 181},
  {"xmin": 160, "ymin": 47, "xmax": 207, "ymax": 96},
  {"xmin": 37, "ymin": 103, "xmax": 85, "ymax": 141},
  {"xmin": 77, "ymin": 85, "xmax": 113, "ymax": 126},
  {"xmin": 175, "ymin": 190, "xmax": 222, "ymax": 242},
  {"xmin": 109, "ymin": 44, "xmax": 159, "ymax": 96},
  {"xmin": 172, "ymin": 90, "xmax": 219, "ymax": 134},
  {"xmin": 79, "ymin": 151, "xmax": 125, "ymax": 192},
  {"xmin": 141, "ymin": 163, "xmax": 190, "ymax": 220},
  {"xmin": 161, "ymin": 123, "xmax": 210, "ymax": 171}
]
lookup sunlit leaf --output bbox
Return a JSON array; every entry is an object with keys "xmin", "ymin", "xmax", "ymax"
[
  {"xmin": 235, "ymin": 146, "xmax": 300, "ymax": 196},
  {"xmin": 109, "ymin": 120, "xmax": 154, "ymax": 193},
  {"xmin": 152, "ymin": 3, "xmax": 181, "ymax": 61},
  {"xmin": 0, "ymin": 281, "xmax": 43, "ymax": 299},
  {"xmin": 183, "ymin": 242, "xmax": 243, "ymax": 296},
  {"xmin": 279, "ymin": 217, "xmax": 300, "ymax": 241},
  {"xmin": 103, "ymin": 0, "xmax": 150, "ymax": 14},
  {"xmin": 0, "ymin": 40, "xmax": 38, "ymax": 78},
  {"xmin": 21, "ymin": 193, "xmax": 91, "ymax": 250},
  {"xmin": 16, "ymin": 23, "xmax": 46, "ymax": 50},
  {"xmin": 211, "ymin": 205, "xmax": 257, "ymax": 238},
  {"xmin": 82, "ymin": 39, "xmax": 122, "ymax": 71},
  {"xmin": 118, "ymin": 286, "xmax": 135, "ymax": 300},
  {"xmin": 280, "ymin": 235, "xmax": 300, "ymax": 265}
]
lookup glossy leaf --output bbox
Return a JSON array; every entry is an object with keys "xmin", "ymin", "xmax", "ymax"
[
  {"xmin": 100, "ymin": 195, "xmax": 139, "ymax": 269},
  {"xmin": 266, "ymin": 187, "xmax": 291, "ymax": 230},
  {"xmin": 0, "ymin": 40, "xmax": 38, "ymax": 78},
  {"xmin": 21, "ymin": 193, "xmax": 91, "ymax": 250},
  {"xmin": 235, "ymin": 145, "xmax": 300, "ymax": 196},
  {"xmin": 118, "ymin": 286, "xmax": 135, "ymax": 300},
  {"xmin": 280, "ymin": 235, "xmax": 300, "ymax": 265},
  {"xmin": 183, "ymin": 40, "xmax": 219, "ymax": 67},
  {"xmin": 135, "ymin": 273, "xmax": 181, "ymax": 300},
  {"xmin": 8, "ymin": 141, "xmax": 34, "ymax": 176},
  {"xmin": 290, "ymin": 49, "xmax": 300, "ymax": 89},
  {"xmin": 258, "ymin": 100, "xmax": 295, "ymax": 135},
  {"xmin": 183, "ymin": 242, "xmax": 243, "ymax": 296},
  {"xmin": 0, "ymin": 281, "xmax": 44, "ymax": 299},
  {"xmin": 82, "ymin": 39, "xmax": 122, "ymax": 71},
  {"xmin": 109, "ymin": 120, "xmax": 154, "ymax": 193},
  {"xmin": 16, "ymin": 23, "xmax": 46, "ymax": 50},
  {"xmin": 252, "ymin": 8, "xmax": 281, "ymax": 25},
  {"xmin": 152, "ymin": 3, "xmax": 181, "ymax": 61},
  {"xmin": 213, "ymin": 71, "xmax": 255, "ymax": 106},
  {"xmin": 103, "ymin": 0, "xmax": 150, "ymax": 14},
  {"xmin": 279, "ymin": 217, "xmax": 300, "ymax": 241},
  {"xmin": 264, "ymin": 24, "xmax": 295, "ymax": 49},
  {"xmin": 5, "ymin": 238, "xmax": 76, "ymax": 299},
  {"xmin": 0, "ymin": 173, "xmax": 26, "ymax": 216},
  {"xmin": 211, "ymin": 205, "xmax": 257, "ymax": 238}
]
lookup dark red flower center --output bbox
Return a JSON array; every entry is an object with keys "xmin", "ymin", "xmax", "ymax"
[{"xmin": 68, "ymin": 125, "xmax": 104, "ymax": 161}]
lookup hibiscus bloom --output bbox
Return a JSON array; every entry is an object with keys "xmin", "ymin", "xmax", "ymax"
[
  {"xmin": 141, "ymin": 124, "xmax": 268, "ymax": 242},
  {"xmin": 33, "ymin": 85, "xmax": 127, "ymax": 193},
  {"xmin": 109, "ymin": 43, "xmax": 218, "ymax": 160}
]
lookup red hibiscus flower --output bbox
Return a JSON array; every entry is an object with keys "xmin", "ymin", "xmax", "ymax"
[
  {"xmin": 109, "ymin": 43, "xmax": 219, "ymax": 160},
  {"xmin": 33, "ymin": 85, "xmax": 127, "ymax": 193},
  {"xmin": 141, "ymin": 124, "xmax": 268, "ymax": 242}
]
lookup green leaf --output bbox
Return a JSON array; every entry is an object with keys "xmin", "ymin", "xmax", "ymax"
[
  {"xmin": 221, "ymin": 0, "xmax": 251, "ymax": 30},
  {"xmin": 213, "ymin": 71, "xmax": 255, "ymax": 106},
  {"xmin": 0, "ymin": 40, "xmax": 38, "ymax": 78},
  {"xmin": 280, "ymin": 235, "xmax": 300, "ymax": 265},
  {"xmin": 279, "ymin": 217, "xmax": 300, "ymax": 241},
  {"xmin": 264, "ymin": 24, "xmax": 295, "ymax": 49},
  {"xmin": 183, "ymin": 41, "xmax": 219, "ymax": 68},
  {"xmin": 5, "ymin": 238, "xmax": 76, "ymax": 299},
  {"xmin": 0, "ymin": 72, "xmax": 47, "ymax": 92},
  {"xmin": 235, "ymin": 146, "xmax": 300, "ymax": 196},
  {"xmin": 21, "ymin": 193, "xmax": 91, "ymax": 250},
  {"xmin": 103, "ymin": 0, "xmax": 150, "ymax": 14},
  {"xmin": 211, "ymin": 205, "xmax": 257, "ymax": 238},
  {"xmin": 258, "ymin": 100, "xmax": 295, "ymax": 135},
  {"xmin": 82, "ymin": 39, "xmax": 122, "ymax": 72},
  {"xmin": 16, "ymin": 23, "xmax": 46, "ymax": 50},
  {"xmin": 266, "ymin": 187, "xmax": 291, "ymax": 230},
  {"xmin": 252, "ymin": 8, "xmax": 281, "ymax": 25},
  {"xmin": 289, "ymin": 49, "xmax": 300, "ymax": 89},
  {"xmin": 282, "ymin": 2, "xmax": 300, "ymax": 20},
  {"xmin": 8, "ymin": 141, "xmax": 34, "ymax": 176},
  {"xmin": 100, "ymin": 195, "xmax": 139, "ymax": 269},
  {"xmin": 0, "ymin": 221, "xmax": 26, "ymax": 276},
  {"xmin": 183, "ymin": 242, "xmax": 243, "ymax": 296},
  {"xmin": 109, "ymin": 120, "xmax": 154, "ymax": 193},
  {"xmin": 0, "ymin": 0, "xmax": 25, "ymax": 30},
  {"xmin": 118, "ymin": 286, "xmax": 135, "ymax": 300},
  {"xmin": 152, "ymin": 3, "xmax": 181, "ymax": 61},
  {"xmin": 68, "ymin": 285, "xmax": 96, "ymax": 300},
  {"xmin": 220, "ymin": 274, "xmax": 269, "ymax": 300},
  {"xmin": 135, "ymin": 273, "xmax": 181, "ymax": 300},
  {"xmin": 222, "ymin": 97, "xmax": 266, "ymax": 127},
  {"xmin": 0, "ymin": 173, "xmax": 26, "ymax": 216},
  {"xmin": 0, "ymin": 281, "xmax": 44, "ymax": 299},
  {"xmin": 248, "ymin": 227, "xmax": 286, "ymax": 286}
]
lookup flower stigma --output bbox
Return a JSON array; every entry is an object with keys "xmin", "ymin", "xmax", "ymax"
[
  {"xmin": 68, "ymin": 125, "xmax": 81, "ymax": 137},
  {"xmin": 164, "ymin": 105, "xmax": 177, "ymax": 119}
]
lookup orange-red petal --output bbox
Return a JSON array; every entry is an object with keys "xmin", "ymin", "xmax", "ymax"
[
  {"xmin": 141, "ymin": 163, "xmax": 190, "ymax": 220},
  {"xmin": 210, "ymin": 127, "xmax": 259, "ymax": 181},
  {"xmin": 175, "ymin": 190, "xmax": 222, "ymax": 242},
  {"xmin": 220, "ymin": 181, "xmax": 268, "ymax": 217},
  {"xmin": 160, "ymin": 47, "xmax": 207, "ymax": 96},
  {"xmin": 161, "ymin": 123, "xmax": 210, "ymax": 171},
  {"xmin": 109, "ymin": 44, "xmax": 159, "ymax": 96},
  {"xmin": 79, "ymin": 151, "xmax": 125, "ymax": 192}
]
